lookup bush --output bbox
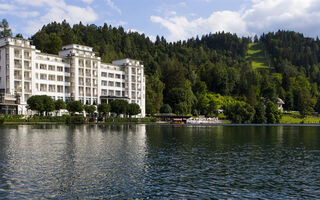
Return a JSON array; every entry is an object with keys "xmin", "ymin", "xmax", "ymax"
[
  {"xmin": 0, "ymin": 118, "xmax": 4, "ymax": 125},
  {"xmin": 224, "ymin": 101, "xmax": 255, "ymax": 123},
  {"xmin": 65, "ymin": 115, "xmax": 85, "ymax": 124},
  {"xmin": 104, "ymin": 117, "xmax": 157, "ymax": 123},
  {"xmin": 27, "ymin": 115, "xmax": 68, "ymax": 122},
  {"xmin": 0, "ymin": 114, "xmax": 24, "ymax": 122}
]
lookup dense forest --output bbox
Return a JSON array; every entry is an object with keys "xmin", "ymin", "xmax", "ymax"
[{"xmin": 3, "ymin": 19, "xmax": 320, "ymax": 122}]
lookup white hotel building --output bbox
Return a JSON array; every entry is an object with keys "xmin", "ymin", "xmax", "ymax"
[{"xmin": 0, "ymin": 37, "xmax": 146, "ymax": 117}]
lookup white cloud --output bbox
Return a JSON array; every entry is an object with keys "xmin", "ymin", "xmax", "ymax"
[
  {"xmin": 0, "ymin": 3, "xmax": 39, "ymax": 18},
  {"xmin": 151, "ymin": 0, "xmax": 320, "ymax": 41},
  {"xmin": 106, "ymin": 0, "xmax": 121, "ymax": 14},
  {"xmin": 82, "ymin": 0, "xmax": 94, "ymax": 3},
  {"xmin": 18, "ymin": 1, "xmax": 98, "ymax": 35},
  {"xmin": 0, "ymin": 3, "xmax": 16, "ymax": 10},
  {"xmin": 151, "ymin": 11, "xmax": 246, "ymax": 41}
]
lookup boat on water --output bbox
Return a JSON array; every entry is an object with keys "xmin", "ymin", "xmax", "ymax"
[{"xmin": 170, "ymin": 118, "xmax": 185, "ymax": 124}]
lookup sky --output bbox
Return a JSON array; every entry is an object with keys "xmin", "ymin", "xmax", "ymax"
[{"xmin": 1, "ymin": 0, "xmax": 320, "ymax": 41}]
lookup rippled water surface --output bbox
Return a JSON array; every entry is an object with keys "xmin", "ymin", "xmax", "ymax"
[{"xmin": 0, "ymin": 125, "xmax": 320, "ymax": 199}]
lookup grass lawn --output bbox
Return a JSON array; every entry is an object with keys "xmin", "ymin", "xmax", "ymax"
[
  {"xmin": 247, "ymin": 43, "xmax": 270, "ymax": 70},
  {"xmin": 280, "ymin": 114, "xmax": 320, "ymax": 124}
]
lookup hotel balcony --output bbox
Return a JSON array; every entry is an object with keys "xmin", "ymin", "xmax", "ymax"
[
  {"xmin": 24, "ymin": 66, "xmax": 32, "ymax": 71},
  {"xmin": 24, "ymin": 55, "xmax": 31, "ymax": 60},
  {"xmin": 15, "ymin": 64, "xmax": 22, "ymax": 69},
  {"xmin": 14, "ymin": 54, "xmax": 22, "ymax": 59},
  {"xmin": 14, "ymin": 75, "xmax": 22, "ymax": 80},
  {"xmin": 24, "ymin": 76, "xmax": 32, "ymax": 81},
  {"xmin": 24, "ymin": 88, "xmax": 32, "ymax": 93}
]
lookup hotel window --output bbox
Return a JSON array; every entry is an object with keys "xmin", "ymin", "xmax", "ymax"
[
  {"xmin": 79, "ymin": 78, "xmax": 84, "ymax": 85},
  {"xmin": 48, "ymin": 75, "xmax": 55, "ymax": 81},
  {"xmin": 57, "ymin": 66, "xmax": 63, "ymax": 72},
  {"xmin": 57, "ymin": 76, "xmax": 63, "ymax": 81},
  {"xmin": 86, "ymin": 78, "xmax": 91, "ymax": 85},
  {"xmin": 57, "ymin": 85, "xmax": 63, "ymax": 93},
  {"xmin": 86, "ymin": 69, "xmax": 91, "ymax": 76},
  {"xmin": 40, "ymin": 84, "xmax": 47, "ymax": 92},
  {"xmin": 122, "ymin": 75, "xmax": 125, "ymax": 79},
  {"xmin": 102, "ymin": 89, "xmax": 107, "ymax": 95},
  {"xmin": 109, "ymin": 90, "xmax": 114, "ymax": 96},
  {"xmin": 102, "ymin": 80, "xmax": 107, "ymax": 86},
  {"xmin": 86, "ymin": 60, "xmax": 91, "ymax": 67},
  {"xmin": 40, "ymin": 74, "xmax": 47, "ymax": 80},
  {"xmin": 48, "ymin": 65, "xmax": 55, "ymax": 71},
  {"xmin": 79, "ymin": 68, "xmax": 84, "ymax": 76},
  {"xmin": 40, "ymin": 64, "xmax": 47, "ymax": 70},
  {"xmin": 122, "ymin": 83, "xmax": 125, "ymax": 88},
  {"xmin": 116, "ymin": 91, "xmax": 121, "ymax": 96},
  {"xmin": 49, "ymin": 85, "xmax": 56, "ymax": 92},
  {"xmin": 109, "ymin": 81, "xmax": 114, "ymax": 86},
  {"xmin": 79, "ymin": 59, "xmax": 84, "ymax": 67},
  {"xmin": 79, "ymin": 87, "xmax": 84, "ymax": 96},
  {"xmin": 108, "ymin": 73, "xmax": 114, "ymax": 78},
  {"xmin": 65, "ymin": 67, "xmax": 70, "ymax": 73},
  {"xmin": 116, "ymin": 82, "xmax": 121, "ymax": 87},
  {"xmin": 116, "ymin": 74, "xmax": 121, "ymax": 79},
  {"xmin": 101, "ymin": 72, "xmax": 107, "ymax": 77}
]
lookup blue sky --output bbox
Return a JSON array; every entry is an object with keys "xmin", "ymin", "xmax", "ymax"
[{"xmin": 1, "ymin": 0, "xmax": 320, "ymax": 41}]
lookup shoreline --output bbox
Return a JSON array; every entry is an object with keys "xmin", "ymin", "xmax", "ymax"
[{"xmin": 2, "ymin": 122, "xmax": 320, "ymax": 127}]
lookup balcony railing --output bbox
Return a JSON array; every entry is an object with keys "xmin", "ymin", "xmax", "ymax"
[
  {"xmin": 14, "ymin": 54, "xmax": 22, "ymax": 59},
  {"xmin": 24, "ymin": 55, "xmax": 31, "ymax": 60},
  {"xmin": 15, "ymin": 64, "xmax": 22, "ymax": 69}
]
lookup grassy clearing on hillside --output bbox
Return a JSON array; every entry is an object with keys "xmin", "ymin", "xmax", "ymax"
[{"xmin": 247, "ymin": 43, "xmax": 270, "ymax": 70}]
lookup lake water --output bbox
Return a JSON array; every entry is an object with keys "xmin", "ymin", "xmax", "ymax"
[{"xmin": 0, "ymin": 124, "xmax": 320, "ymax": 199}]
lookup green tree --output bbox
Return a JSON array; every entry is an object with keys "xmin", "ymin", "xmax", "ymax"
[
  {"xmin": 0, "ymin": 19, "xmax": 12, "ymax": 38},
  {"xmin": 146, "ymin": 76, "xmax": 164, "ymax": 114},
  {"xmin": 297, "ymin": 89, "xmax": 316, "ymax": 117},
  {"xmin": 174, "ymin": 102, "xmax": 189, "ymax": 115},
  {"xmin": 66, "ymin": 101, "xmax": 83, "ymax": 115},
  {"xmin": 48, "ymin": 33, "xmax": 63, "ymax": 54},
  {"xmin": 27, "ymin": 95, "xmax": 55, "ymax": 116},
  {"xmin": 206, "ymin": 99, "xmax": 218, "ymax": 117},
  {"xmin": 126, "ymin": 103, "xmax": 141, "ymax": 117},
  {"xmin": 55, "ymin": 99, "xmax": 66, "ymax": 110},
  {"xmin": 110, "ymin": 99, "xmax": 128, "ymax": 117},
  {"xmin": 224, "ymin": 101, "xmax": 255, "ymax": 123},
  {"xmin": 84, "ymin": 105, "xmax": 96, "ymax": 117},
  {"xmin": 265, "ymin": 101, "xmax": 282, "ymax": 123},
  {"xmin": 97, "ymin": 103, "xmax": 110, "ymax": 117},
  {"xmin": 253, "ymin": 102, "xmax": 267, "ymax": 123},
  {"xmin": 27, "ymin": 96, "xmax": 44, "ymax": 115},
  {"xmin": 160, "ymin": 104, "xmax": 172, "ymax": 113}
]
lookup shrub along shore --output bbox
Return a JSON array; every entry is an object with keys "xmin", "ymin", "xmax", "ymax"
[
  {"xmin": 1, "ymin": 113, "xmax": 320, "ymax": 125},
  {"xmin": 0, "ymin": 115, "xmax": 157, "ymax": 125}
]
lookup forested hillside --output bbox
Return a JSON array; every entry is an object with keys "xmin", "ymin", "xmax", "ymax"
[{"xmin": 28, "ymin": 21, "xmax": 320, "ymax": 118}]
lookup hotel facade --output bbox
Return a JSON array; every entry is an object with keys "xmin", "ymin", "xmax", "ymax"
[{"xmin": 0, "ymin": 37, "xmax": 146, "ymax": 117}]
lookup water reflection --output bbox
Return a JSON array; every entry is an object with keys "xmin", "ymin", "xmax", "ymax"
[{"xmin": 0, "ymin": 125, "xmax": 319, "ymax": 198}]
